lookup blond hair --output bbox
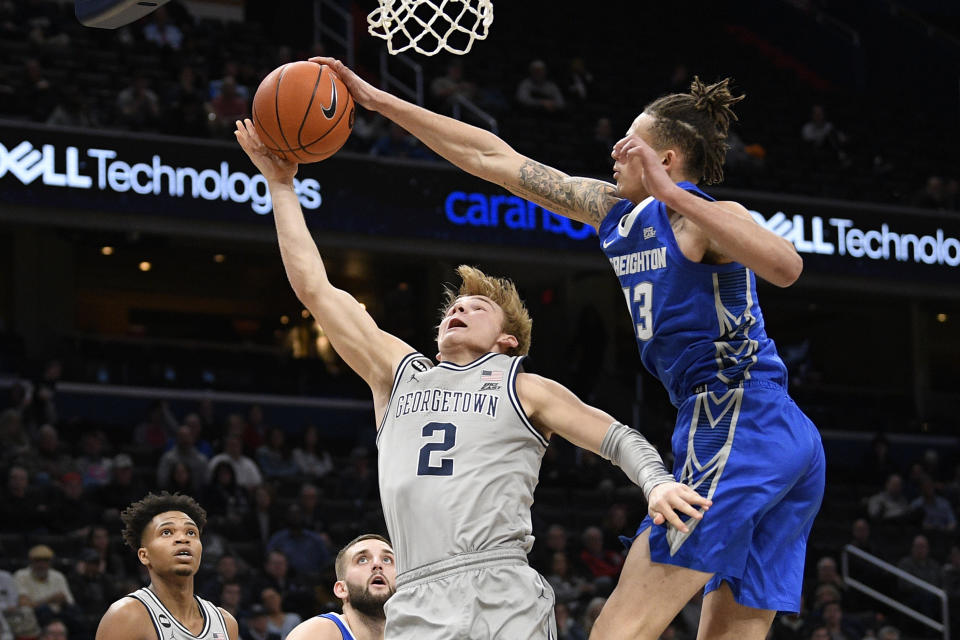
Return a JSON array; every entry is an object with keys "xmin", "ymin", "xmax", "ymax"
[{"xmin": 440, "ymin": 265, "xmax": 532, "ymax": 356}]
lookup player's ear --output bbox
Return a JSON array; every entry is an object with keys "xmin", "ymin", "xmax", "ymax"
[
  {"xmin": 661, "ymin": 149, "xmax": 677, "ymax": 169},
  {"xmin": 333, "ymin": 580, "xmax": 349, "ymax": 601},
  {"xmin": 137, "ymin": 546, "xmax": 149, "ymax": 566},
  {"xmin": 497, "ymin": 333, "xmax": 519, "ymax": 352}
]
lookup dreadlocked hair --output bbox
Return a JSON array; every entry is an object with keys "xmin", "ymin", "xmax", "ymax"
[
  {"xmin": 643, "ymin": 76, "xmax": 745, "ymax": 185},
  {"xmin": 439, "ymin": 265, "xmax": 532, "ymax": 356},
  {"xmin": 120, "ymin": 492, "xmax": 207, "ymax": 551}
]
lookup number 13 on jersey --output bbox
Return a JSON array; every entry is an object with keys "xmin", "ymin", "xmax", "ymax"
[{"xmin": 623, "ymin": 281, "xmax": 653, "ymax": 341}]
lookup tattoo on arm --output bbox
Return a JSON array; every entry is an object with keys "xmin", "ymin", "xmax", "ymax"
[{"xmin": 516, "ymin": 160, "xmax": 618, "ymax": 227}]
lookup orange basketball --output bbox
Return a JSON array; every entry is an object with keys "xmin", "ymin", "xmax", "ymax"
[{"xmin": 252, "ymin": 61, "xmax": 355, "ymax": 163}]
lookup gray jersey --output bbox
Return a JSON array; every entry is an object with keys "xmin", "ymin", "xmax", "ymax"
[
  {"xmin": 128, "ymin": 587, "xmax": 230, "ymax": 640},
  {"xmin": 377, "ymin": 352, "xmax": 548, "ymax": 573}
]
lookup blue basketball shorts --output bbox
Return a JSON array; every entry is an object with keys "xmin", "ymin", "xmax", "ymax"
[{"xmin": 628, "ymin": 380, "xmax": 825, "ymax": 613}]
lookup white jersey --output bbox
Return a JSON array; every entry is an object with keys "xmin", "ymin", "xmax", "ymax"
[
  {"xmin": 128, "ymin": 587, "xmax": 229, "ymax": 640},
  {"xmin": 316, "ymin": 613, "xmax": 355, "ymax": 639},
  {"xmin": 377, "ymin": 352, "xmax": 548, "ymax": 573}
]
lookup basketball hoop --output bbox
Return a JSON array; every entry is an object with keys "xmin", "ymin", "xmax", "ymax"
[{"xmin": 367, "ymin": 0, "xmax": 494, "ymax": 56}]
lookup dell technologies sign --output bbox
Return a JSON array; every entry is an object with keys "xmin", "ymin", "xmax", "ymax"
[
  {"xmin": 0, "ymin": 139, "xmax": 320, "ymax": 214},
  {"xmin": 750, "ymin": 210, "xmax": 960, "ymax": 268}
]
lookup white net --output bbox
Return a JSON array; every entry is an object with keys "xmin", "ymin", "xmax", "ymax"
[{"xmin": 367, "ymin": 0, "xmax": 494, "ymax": 56}]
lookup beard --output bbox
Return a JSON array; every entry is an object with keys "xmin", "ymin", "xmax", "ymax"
[{"xmin": 346, "ymin": 580, "xmax": 394, "ymax": 619}]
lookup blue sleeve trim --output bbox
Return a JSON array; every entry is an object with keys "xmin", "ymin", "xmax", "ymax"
[{"xmin": 317, "ymin": 613, "xmax": 353, "ymax": 640}]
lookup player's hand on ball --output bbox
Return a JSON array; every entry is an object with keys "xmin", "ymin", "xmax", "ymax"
[
  {"xmin": 309, "ymin": 57, "xmax": 379, "ymax": 109},
  {"xmin": 234, "ymin": 119, "xmax": 298, "ymax": 184},
  {"xmin": 647, "ymin": 482, "xmax": 711, "ymax": 533}
]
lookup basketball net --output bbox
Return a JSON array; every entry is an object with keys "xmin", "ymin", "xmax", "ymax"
[{"xmin": 367, "ymin": 0, "xmax": 493, "ymax": 56}]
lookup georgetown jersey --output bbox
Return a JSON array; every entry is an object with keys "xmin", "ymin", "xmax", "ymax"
[
  {"xmin": 599, "ymin": 182, "xmax": 788, "ymax": 408},
  {"xmin": 128, "ymin": 588, "xmax": 229, "ymax": 640},
  {"xmin": 377, "ymin": 352, "xmax": 547, "ymax": 573}
]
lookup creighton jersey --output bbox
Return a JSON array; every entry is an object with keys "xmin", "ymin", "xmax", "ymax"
[
  {"xmin": 599, "ymin": 181, "xmax": 788, "ymax": 407},
  {"xmin": 128, "ymin": 587, "xmax": 229, "ymax": 640},
  {"xmin": 377, "ymin": 352, "xmax": 547, "ymax": 573}
]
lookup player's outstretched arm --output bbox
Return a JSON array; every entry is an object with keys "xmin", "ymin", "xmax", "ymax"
[
  {"xmin": 616, "ymin": 135, "xmax": 803, "ymax": 287},
  {"xmin": 95, "ymin": 598, "xmax": 151, "ymax": 640},
  {"xmin": 235, "ymin": 119, "xmax": 413, "ymax": 400},
  {"xmin": 516, "ymin": 373, "xmax": 711, "ymax": 532},
  {"xmin": 311, "ymin": 56, "xmax": 619, "ymax": 230}
]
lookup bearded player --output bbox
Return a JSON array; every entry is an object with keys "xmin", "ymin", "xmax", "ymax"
[
  {"xmin": 287, "ymin": 534, "xmax": 396, "ymax": 640},
  {"xmin": 95, "ymin": 493, "xmax": 238, "ymax": 640}
]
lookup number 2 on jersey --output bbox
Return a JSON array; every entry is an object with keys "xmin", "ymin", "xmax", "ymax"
[
  {"xmin": 417, "ymin": 422, "xmax": 457, "ymax": 476},
  {"xmin": 623, "ymin": 281, "xmax": 654, "ymax": 341}
]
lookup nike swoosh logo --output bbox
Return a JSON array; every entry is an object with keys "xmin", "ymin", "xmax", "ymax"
[
  {"xmin": 602, "ymin": 236, "xmax": 618, "ymax": 249},
  {"xmin": 321, "ymin": 74, "xmax": 337, "ymax": 119}
]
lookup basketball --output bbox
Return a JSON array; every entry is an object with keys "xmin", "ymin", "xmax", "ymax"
[{"xmin": 251, "ymin": 61, "xmax": 355, "ymax": 163}]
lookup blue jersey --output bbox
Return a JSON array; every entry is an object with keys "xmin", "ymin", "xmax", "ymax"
[{"xmin": 598, "ymin": 182, "xmax": 788, "ymax": 407}]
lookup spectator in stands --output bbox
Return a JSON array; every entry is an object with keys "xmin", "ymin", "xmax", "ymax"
[
  {"xmin": 84, "ymin": 526, "xmax": 126, "ymax": 586},
  {"xmin": 142, "ymin": 6, "xmax": 182, "ymax": 50},
  {"xmin": 800, "ymin": 104, "xmax": 849, "ymax": 165},
  {"xmin": 429, "ymin": 59, "xmax": 477, "ymax": 115},
  {"xmin": 515, "ymin": 59, "xmax": 565, "ymax": 114},
  {"xmin": 156, "ymin": 425, "xmax": 209, "ymax": 493},
  {"xmin": 243, "ymin": 406, "xmax": 268, "ymax": 453},
  {"xmin": 68, "ymin": 548, "xmax": 115, "ymax": 632},
  {"xmin": 291, "ymin": 425, "xmax": 333, "ymax": 481},
  {"xmin": 45, "ymin": 86, "xmax": 103, "ymax": 130},
  {"xmin": 910, "ymin": 176, "xmax": 951, "ymax": 210},
  {"xmin": 266, "ymin": 505, "xmax": 331, "ymax": 576},
  {"xmin": 600, "ymin": 504, "xmax": 631, "ymax": 552},
  {"xmin": 0, "ymin": 408, "xmax": 30, "ymax": 468},
  {"xmin": 182, "ymin": 413, "xmax": 214, "ymax": 458},
  {"xmin": 204, "ymin": 461, "xmax": 252, "ymax": 537},
  {"xmin": 555, "ymin": 602, "xmax": 587, "ymax": 640},
  {"xmin": 338, "ymin": 446, "xmax": 377, "ymax": 506},
  {"xmin": 39, "ymin": 619, "xmax": 68, "ymax": 640},
  {"xmin": 28, "ymin": 424, "xmax": 73, "ymax": 487},
  {"xmin": 260, "ymin": 587, "xmax": 300, "ymax": 640},
  {"xmin": 814, "ymin": 557, "xmax": 845, "ymax": 594},
  {"xmin": 770, "ymin": 595, "xmax": 811, "ymax": 640},
  {"xmin": 866, "ymin": 473, "xmax": 909, "ymax": 522},
  {"xmin": 897, "ymin": 534, "xmax": 943, "ymax": 620},
  {"xmin": 1, "ymin": 566, "xmax": 42, "ymax": 640},
  {"xmin": 133, "ymin": 400, "xmax": 178, "ymax": 451},
  {"xmin": 296, "ymin": 483, "xmax": 325, "ymax": 532},
  {"xmin": 14, "ymin": 546, "xmax": 77, "ymax": 628},
  {"xmin": 162, "ymin": 65, "xmax": 208, "ymax": 137},
  {"xmin": 75, "ymin": 430, "xmax": 113, "ymax": 488},
  {"xmin": 849, "ymin": 518, "xmax": 875, "ymax": 555},
  {"xmin": 910, "ymin": 476, "xmax": 956, "ymax": 531},
  {"xmin": 219, "ymin": 581, "xmax": 243, "ymax": 619},
  {"xmin": 51, "ymin": 472, "xmax": 99, "ymax": 536},
  {"xmin": 95, "ymin": 454, "xmax": 145, "ymax": 518},
  {"xmin": 579, "ymin": 116, "xmax": 617, "ymax": 176},
  {"xmin": 578, "ymin": 526, "xmax": 622, "ymax": 590},
  {"xmin": 876, "ymin": 626, "xmax": 900, "ymax": 640},
  {"xmin": 0, "ymin": 466, "xmax": 48, "ymax": 533},
  {"xmin": 861, "ymin": 435, "xmax": 899, "ymax": 486},
  {"xmin": 256, "ymin": 427, "xmax": 300, "ymax": 481},
  {"xmin": 244, "ymin": 486, "xmax": 279, "ymax": 547},
  {"xmin": 209, "ymin": 62, "xmax": 251, "ymax": 102},
  {"xmin": 116, "ymin": 74, "xmax": 160, "ymax": 131},
  {"xmin": 807, "ymin": 626, "xmax": 829, "ymax": 640},
  {"xmin": 208, "ymin": 434, "xmax": 263, "ymax": 490},
  {"xmin": 166, "ymin": 462, "xmax": 195, "ymax": 496},
  {"xmin": 207, "ymin": 76, "xmax": 248, "ymax": 137},
  {"xmin": 242, "ymin": 603, "xmax": 279, "ymax": 640},
  {"xmin": 17, "ymin": 58, "xmax": 56, "ymax": 122},
  {"xmin": 531, "ymin": 523, "xmax": 571, "ymax": 574},
  {"xmin": 249, "ymin": 551, "xmax": 312, "ymax": 617},
  {"xmin": 564, "ymin": 57, "xmax": 594, "ymax": 107},
  {"xmin": 546, "ymin": 551, "xmax": 594, "ymax": 605},
  {"xmin": 818, "ymin": 601, "xmax": 863, "ymax": 640},
  {"xmin": 200, "ymin": 554, "xmax": 241, "ymax": 603}
]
